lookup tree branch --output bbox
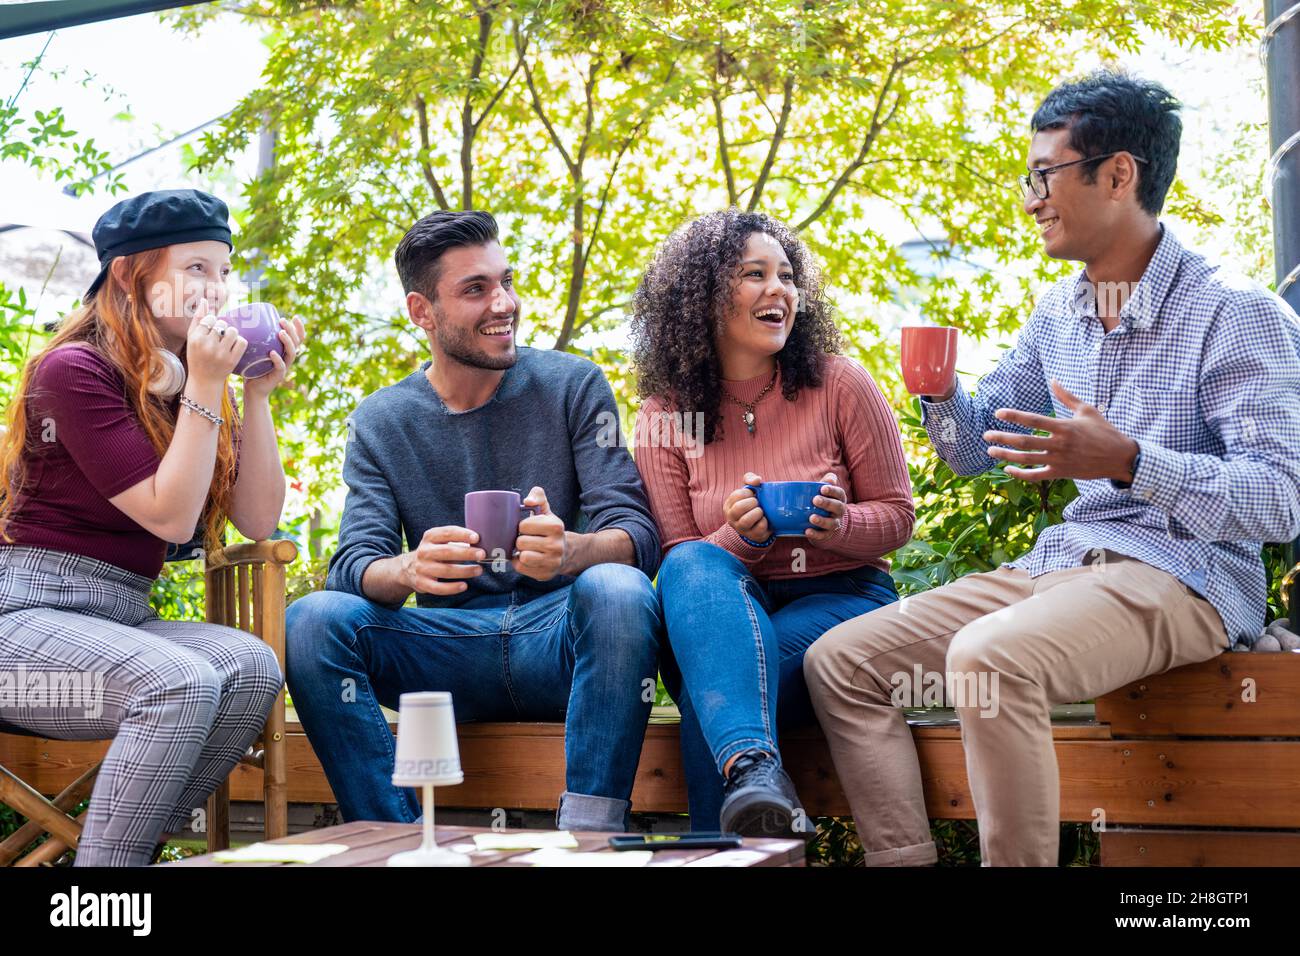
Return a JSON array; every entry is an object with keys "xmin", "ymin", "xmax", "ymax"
[
  {"xmin": 746, "ymin": 72, "xmax": 794, "ymax": 211},
  {"xmin": 575, "ymin": 58, "xmax": 601, "ymax": 170},
  {"xmin": 584, "ymin": 117, "xmax": 644, "ymax": 266},
  {"xmin": 734, "ymin": 61, "xmax": 780, "ymax": 127},
  {"xmin": 584, "ymin": 297, "xmax": 633, "ymax": 323},
  {"xmin": 853, "ymin": 176, "xmax": 992, "ymax": 270},
  {"xmin": 958, "ymin": 15, "xmax": 1031, "ymax": 55},
  {"xmin": 517, "ymin": 26, "xmax": 577, "ymax": 176},
  {"xmin": 553, "ymin": 59, "xmax": 601, "ymax": 352},
  {"xmin": 856, "ymin": 155, "xmax": 1014, "ymax": 190},
  {"xmin": 472, "ymin": 53, "xmax": 522, "ymax": 131},
  {"xmin": 854, "ymin": 177, "xmax": 951, "ymax": 265},
  {"xmin": 710, "ymin": 83, "xmax": 739, "ymax": 207},
  {"xmin": 794, "ymin": 57, "xmax": 904, "ymax": 232},
  {"xmin": 573, "ymin": 57, "xmax": 676, "ymax": 341},
  {"xmin": 414, "ymin": 95, "xmax": 451, "ymax": 210},
  {"xmin": 459, "ymin": 6, "xmax": 495, "ymax": 208},
  {"xmin": 707, "ymin": 46, "xmax": 738, "ymax": 208},
  {"xmin": 371, "ymin": 169, "xmax": 419, "ymax": 220}
]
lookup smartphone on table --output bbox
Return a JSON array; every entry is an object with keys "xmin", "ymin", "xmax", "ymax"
[{"xmin": 608, "ymin": 833, "xmax": 744, "ymax": 851}]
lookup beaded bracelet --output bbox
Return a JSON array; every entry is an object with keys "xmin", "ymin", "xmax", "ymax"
[
  {"xmin": 179, "ymin": 394, "xmax": 225, "ymax": 427},
  {"xmin": 739, "ymin": 531, "xmax": 776, "ymax": 548}
]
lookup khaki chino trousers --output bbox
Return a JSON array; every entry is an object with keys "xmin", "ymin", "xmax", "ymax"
[{"xmin": 802, "ymin": 553, "xmax": 1228, "ymax": 866}]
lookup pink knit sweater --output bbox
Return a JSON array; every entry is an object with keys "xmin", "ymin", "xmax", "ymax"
[{"xmin": 633, "ymin": 354, "xmax": 915, "ymax": 579}]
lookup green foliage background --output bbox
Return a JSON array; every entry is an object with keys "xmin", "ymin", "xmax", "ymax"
[{"xmin": 0, "ymin": 0, "xmax": 1290, "ymax": 863}]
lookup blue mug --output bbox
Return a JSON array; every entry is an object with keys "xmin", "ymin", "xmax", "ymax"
[{"xmin": 746, "ymin": 480, "xmax": 832, "ymax": 537}]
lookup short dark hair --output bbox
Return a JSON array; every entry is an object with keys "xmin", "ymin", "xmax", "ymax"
[
  {"xmin": 394, "ymin": 210, "xmax": 499, "ymax": 299},
  {"xmin": 1030, "ymin": 69, "xmax": 1182, "ymax": 215}
]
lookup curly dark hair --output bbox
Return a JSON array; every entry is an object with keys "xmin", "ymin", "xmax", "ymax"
[{"xmin": 630, "ymin": 209, "xmax": 842, "ymax": 444}]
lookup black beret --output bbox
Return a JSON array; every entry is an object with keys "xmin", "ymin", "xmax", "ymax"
[{"xmin": 86, "ymin": 189, "xmax": 232, "ymax": 299}]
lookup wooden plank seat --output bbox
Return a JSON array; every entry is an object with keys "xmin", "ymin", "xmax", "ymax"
[{"xmin": 4, "ymin": 650, "xmax": 1297, "ymax": 864}]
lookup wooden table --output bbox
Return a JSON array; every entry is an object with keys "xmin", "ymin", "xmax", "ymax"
[{"xmin": 166, "ymin": 820, "xmax": 807, "ymax": 867}]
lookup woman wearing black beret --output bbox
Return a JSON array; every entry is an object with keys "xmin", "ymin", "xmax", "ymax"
[{"xmin": 0, "ymin": 189, "xmax": 305, "ymax": 866}]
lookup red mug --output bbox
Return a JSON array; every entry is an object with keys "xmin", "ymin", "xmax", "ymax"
[{"xmin": 900, "ymin": 326, "xmax": 959, "ymax": 396}]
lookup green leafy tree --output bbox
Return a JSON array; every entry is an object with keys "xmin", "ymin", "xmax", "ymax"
[
  {"xmin": 1, "ymin": 42, "xmax": 119, "ymax": 384},
  {"xmin": 1, "ymin": 0, "xmax": 1283, "ymax": 866},
  {"xmin": 170, "ymin": 0, "xmax": 1249, "ymax": 522}
]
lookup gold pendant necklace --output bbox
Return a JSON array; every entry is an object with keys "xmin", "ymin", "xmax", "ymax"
[{"xmin": 722, "ymin": 368, "xmax": 779, "ymax": 436}]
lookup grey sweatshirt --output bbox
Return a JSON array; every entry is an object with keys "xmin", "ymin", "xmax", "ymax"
[{"xmin": 325, "ymin": 347, "xmax": 660, "ymax": 608}]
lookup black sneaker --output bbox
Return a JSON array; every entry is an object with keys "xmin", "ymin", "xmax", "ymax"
[{"xmin": 719, "ymin": 750, "xmax": 805, "ymax": 838}]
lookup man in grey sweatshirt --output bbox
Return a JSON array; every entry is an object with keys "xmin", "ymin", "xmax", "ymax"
[{"xmin": 286, "ymin": 210, "xmax": 663, "ymax": 832}]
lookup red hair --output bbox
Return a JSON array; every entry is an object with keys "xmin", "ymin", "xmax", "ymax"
[{"xmin": 0, "ymin": 248, "xmax": 239, "ymax": 557}]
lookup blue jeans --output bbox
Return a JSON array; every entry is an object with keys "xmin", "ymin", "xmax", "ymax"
[
  {"xmin": 656, "ymin": 541, "xmax": 899, "ymax": 831},
  {"xmin": 285, "ymin": 563, "xmax": 662, "ymax": 831}
]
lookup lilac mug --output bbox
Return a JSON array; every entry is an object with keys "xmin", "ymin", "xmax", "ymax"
[
  {"xmin": 465, "ymin": 490, "xmax": 538, "ymax": 569},
  {"xmin": 216, "ymin": 302, "xmax": 286, "ymax": 379}
]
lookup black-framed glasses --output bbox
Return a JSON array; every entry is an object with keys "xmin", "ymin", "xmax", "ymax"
[{"xmin": 1018, "ymin": 151, "xmax": 1149, "ymax": 200}]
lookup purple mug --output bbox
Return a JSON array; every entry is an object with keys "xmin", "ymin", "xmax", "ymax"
[
  {"xmin": 217, "ymin": 302, "xmax": 286, "ymax": 379},
  {"xmin": 465, "ymin": 490, "xmax": 538, "ymax": 569}
]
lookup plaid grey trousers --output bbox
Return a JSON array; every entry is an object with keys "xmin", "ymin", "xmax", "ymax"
[{"xmin": 0, "ymin": 545, "xmax": 282, "ymax": 866}]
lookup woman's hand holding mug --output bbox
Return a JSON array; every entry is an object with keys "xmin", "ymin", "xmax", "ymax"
[
  {"xmin": 804, "ymin": 471, "xmax": 847, "ymax": 546},
  {"xmin": 185, "ymin": 298, "xmax": 247, "ymax": 385},
  {"xmin": 724, "ymin": 471, "xmax": 772, "ymax": 544},
  {"xmin": 244, "ymin": 314, "xmax": 306, "ymax": 401}
]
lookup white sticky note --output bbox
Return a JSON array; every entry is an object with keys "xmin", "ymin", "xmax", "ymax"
[
  {"xmin": 756, "ymin": 840, "xmax": 803, "ymax": 852},
  {"xmin": 472, "ymin": 830, "xmax": 581, "ymax": 851},
  {"xmin": 683, "ymin": 850, "xmax": 769, "ymax": 867},
  {"xmin": 212, "ymin": 842, "xmax": 350, "ymax": 864},
  {"xmin": 514, "ymin": 848, "xmax": 653, "ymax": 867}
]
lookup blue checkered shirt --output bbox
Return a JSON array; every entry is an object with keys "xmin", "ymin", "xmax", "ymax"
[{"xmin": 921, "ymin": 225, "xmax": 1300, "ymax": 645}]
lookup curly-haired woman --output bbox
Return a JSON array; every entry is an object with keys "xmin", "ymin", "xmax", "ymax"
[
  {"xmin": 0, "ymin": 189, "xmax": 305, "ymax": 865},
  {"xmin": 631, "ymin": 210, "xmax": 914, "ymax": 835}
]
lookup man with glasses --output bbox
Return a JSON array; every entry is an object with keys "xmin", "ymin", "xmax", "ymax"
[{"xmin": 804, "ymin": 69, "xmax": 1300, "ymax": 866}]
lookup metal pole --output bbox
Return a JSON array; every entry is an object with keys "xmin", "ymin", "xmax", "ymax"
[
  {"xmin": 1263, "ymin": 1, "xmax": 1300, "ymax": 627},
  {"xmin": 243, "ymin": 121, "xmax": 277, "ymax": 297},
  {"xmin": 61, "ymin": 111, "xmax": 235, "ymax": 197}
]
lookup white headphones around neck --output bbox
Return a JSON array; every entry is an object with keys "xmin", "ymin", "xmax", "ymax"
[
  {"xmin": 112, "ymin": 292, "xmax": 190, "ymax": 399},
  {"xmin": 147, "ymin": 348, "xmax": 187, "ymax": 398}
]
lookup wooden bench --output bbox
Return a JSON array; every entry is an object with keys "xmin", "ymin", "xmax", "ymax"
[{"xmin": 4, "ymin": 650, "xmax": 1297, "ymax": 865}]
